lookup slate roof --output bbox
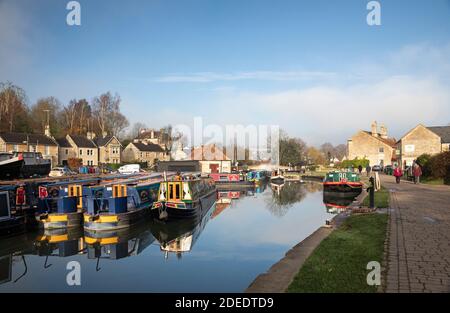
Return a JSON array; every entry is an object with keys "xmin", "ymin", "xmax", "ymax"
[
  {"xmin": 95, "ymin": 135, "xmax": 117, "ymax": 147},
  {"xmin": 68, "ymin": 135, "xmax": 97, "ymax": 148},
  {"xmin": 132, "ymin": 142, "xmax": 165, "ymax": 152},
  {"xmin": 428, "ymin": 126, "xmax": 450, "ymax": 143},
  {"xmin": 362, "ymin": 131, "xmax": 397, "ymax": 147},
  {"xmin": 0, "ymin": 132, "xmax": 58, "ymax": 146},
  {"xmin": 55, "ymin": 137, "xmax": 72, "ymax": 148}
]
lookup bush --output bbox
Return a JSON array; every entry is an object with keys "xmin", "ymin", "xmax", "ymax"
[
  {"xmin": 429, "ymin": 151, "xmax": 450, "ymax": 179},
  {"xmin": 444, "ymin": 165, "xmax": 450, "ymax": 186},
  {"xmin": 67, "ymin": 158, "xmax": 82, "ymax": 171},
  {"xmin": 416, "ymin": 153, "xmax": 432, "ymax": 177},
  {"xmin": 339, "ymin": 158, "xmax": 369, "ymax": 170}
]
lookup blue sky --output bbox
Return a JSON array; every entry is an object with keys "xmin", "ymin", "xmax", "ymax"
[{"xmin": 1, "ymin": 0, "xmax": 450, "ymax": 144}]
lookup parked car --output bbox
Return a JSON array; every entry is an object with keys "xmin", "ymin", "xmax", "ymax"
[
  {"xmin": 384, "ymin": 165, "xmax": 393, "ymax": 175},
  {"xmin": 118, "ymin": 164, "xmax": 140, "ymax": 174},
  {"xmin": 49, "ymin": 167, "xmax": 75, "ymax": 177},
  {"xmin": 372, "ymin": 165, "xmax": 383, "ymax": 172}
]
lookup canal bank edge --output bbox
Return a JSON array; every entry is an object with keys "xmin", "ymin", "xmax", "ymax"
[{"xmin": 245, "ymin": 189, "xmax": 374, "ymax": 293}]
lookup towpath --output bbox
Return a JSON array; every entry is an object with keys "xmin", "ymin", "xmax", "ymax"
[{"xmin": 382, "ymin": 175, "xmax": 450, "ymax": 293}]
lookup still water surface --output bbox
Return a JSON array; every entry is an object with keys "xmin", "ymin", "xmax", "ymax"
[{"xmin": 0, "ymin": 182, "xmax": 346, "ymax": 292}]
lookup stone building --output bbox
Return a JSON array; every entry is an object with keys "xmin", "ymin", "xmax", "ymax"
[
  {"xmin": 190, "ymin": 144, "xmax": 232, "ymax": 173},
  {"xmin": 122, "ymin": 141, "xmax": 166, "ymax": 167},
  {"xmin": 0, "ymin": 132, "xmax": 59, "ymax": 166},
  {"xmin": 95, "ymin": 134, "xmax": 122, "ymax": 165},
  {"xmin": 347, "ymin": 121, "xmax": 397, "ymax": 167},
  {"xmin": 396, "ymin": 124, "xmax": 450, "ymax": 168},
  {"xmin": 65, "ymin": 134, "xmax": 98, "ymax": 166}
]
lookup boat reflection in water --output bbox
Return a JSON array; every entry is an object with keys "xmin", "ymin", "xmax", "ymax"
[
  {"xmin": 84, "ymin": 222, "xmax": 155, "ymax": 270},
  {"xmin": 322, "ymin": 194, "xmax": 354, "ymax": 214}
]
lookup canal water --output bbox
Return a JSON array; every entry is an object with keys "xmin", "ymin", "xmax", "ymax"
[{"xmin": 0, "ymin": 181, "xmax": 347, "ymax": 292}]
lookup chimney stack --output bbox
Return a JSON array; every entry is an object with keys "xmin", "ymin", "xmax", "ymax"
[
  {"xmin": 380, "ymin": 124, "xmax": 388, "ymax": 139},
  {"xmin": 371, "ymin": 121, "xmax": 378, "ymax": 137}
]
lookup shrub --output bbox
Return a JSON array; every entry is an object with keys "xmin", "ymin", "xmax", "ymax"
[
  {"xmin": 444, "ymin": 165, "xmax": 450, "ymax": 186},
  {"xmin": 67, "ymin": 158, "xmax": 82, "ymax": 171},
  {"xmin": 339, "ymin": 158, "xmax": 369, "ymax": 169},
  {"xmin": 429, "ymin": 151, "xmax": 450, "ymax": 179},
  {"xmin": 416, "ymin": 153, "xmax": 432, "ymax": 177}
]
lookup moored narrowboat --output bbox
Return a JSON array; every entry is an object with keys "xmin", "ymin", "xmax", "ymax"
[
  {"xmin": 152, "ymin": 176, "xmax": 216, "ymax": 220},
  {"xmin": 83, "ymin": 182, "xmax": 160, "ymax": 232},
  {"xmin": 35, "ymin": 184, "xmax": 84, "ymax": 230},
  {"xmin": 323, "ymin": 171, "xmax": 363, "ymax": 198}
]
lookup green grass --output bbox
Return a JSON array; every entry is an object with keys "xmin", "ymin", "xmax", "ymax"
[
  {"xmin": 420, "ymin": 177, "xmax": 444, "ymax": 185},
  {"xmin": 362, "ymin": 186, "xmax": 390, "ymax": 208},
  {"xmin": 287, "ymin": 213, "xmax": 388, "ymax": 293}
]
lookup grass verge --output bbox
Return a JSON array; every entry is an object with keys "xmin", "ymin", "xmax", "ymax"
[
  {"xmin": 362, "ymin": 186, "xmax": 390, "ymax": 208},
  {"xmin": 287, "ymin": 213, "xmax": 388, "ymax": 293},
  {"xmin": 420, "ymin": 177, "xmax": 444, "ymax": 185}
]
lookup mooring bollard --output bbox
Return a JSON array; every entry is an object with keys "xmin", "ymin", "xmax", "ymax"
[{"xmin": 367, "ymin": 177, "xmax": 375, "ymax": 209}]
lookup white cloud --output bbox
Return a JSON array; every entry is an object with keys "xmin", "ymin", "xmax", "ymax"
[{"xmin": 155, "ymin": 70, "xmax": 337, "ymax": 83}]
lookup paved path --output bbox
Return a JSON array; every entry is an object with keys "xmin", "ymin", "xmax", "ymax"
[{"xmin": 382, "ymin": 175, "xmax": 450, "ymax": 293}]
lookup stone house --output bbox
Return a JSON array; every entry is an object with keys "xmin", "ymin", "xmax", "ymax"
[
  {"xmin": 347, "ymin": 121, "xmax": 397, "ymax": 167},
  {"xmin": 122, "ymin": 141, "xmax": 166, "ymax": 167},
  {"xmin": 0, "ymin": 132, "xmax": 59, "ymax": 166},
  {"xmin": 55, "ymin": 137, "xmax": 76, "ymax": 166},
  {"xmin": 135, "ymin": 128, "xmax": 170, "ymax": 148},
  {"xmin": 190, "ymin": 144, "xmax": 232, "ymax": 173},
  {"xmin": 65, "ymin": 134, "xmax": 98, "ymax": 166},
  {"xmin": 427, "ymin": 126, "xmax": 450, "ymax": 152},
  {"xmin": 396, "ymin": 124, "xmax": 450, "ymax": 168},
  {"xmin": 95, "ymin": 134, "xmax": 122, "ymax": 165}
]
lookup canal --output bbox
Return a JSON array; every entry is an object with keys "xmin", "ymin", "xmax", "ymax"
[{"xmin": 0, "ymin": 181, "xmax": 346, "ymax": 292}]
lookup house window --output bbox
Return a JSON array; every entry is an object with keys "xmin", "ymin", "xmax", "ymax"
[
  {"xmin": 13, "ymin": 144, "xmax": 19, "ymax": 151},
  {"xmin": 379, "ymin": 147, "xmax": 384, "ymax": 153},
  {"xmin": 29, "ymin": 145, "xmax": 36, "ymax": 152},
  {"xmin": 65, "ymin": 149, "xmax": 68, "ymax": 155},
  {"xmin": 45, "ymin": 145, "xmax": 50, "ymax": 155},
  {"xmin": 79, "ymin": 149, "xmax": 83, "ymax": 156}
]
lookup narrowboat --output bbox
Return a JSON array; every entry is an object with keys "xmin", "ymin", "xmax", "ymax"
[
  {"xmin": 246, "ymin": 170, "xmax": 268, "ymax": 184},
  {"xmin": 35, "ymin": 184, "xmax": 84, "ymax": 230},
  {"xmin": 209, "ymin": 173, "xmax": 241, "ymax": 183},
  {"xmin": 0, "ymin": 185, "xmax": 36, "ymax": 236},
  {"xmin": 284, "ymin": 170, "xmax": 304, "ymax": 182},
  {"xmin": 0, "ymin": 152, "xmax": 51, "ymax": 179},
  {"xmin": 270, "ymin": 169, "xmax": 285, "ymax": 185},
  {"xmin": 83, "ymin": 182, "xmax": 160, "ymax": 232},
  {"xmin": 152, "ymin": 176, "xmax": 216, "ymax": 220},
  {"xmin": 323, "ymin": 171, "xmax": 363, "ymax": 198}
]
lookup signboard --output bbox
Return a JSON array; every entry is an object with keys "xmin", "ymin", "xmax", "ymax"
[{"xmin": 405, "ymin": 144, "xmax": 415, "ymax": 153}]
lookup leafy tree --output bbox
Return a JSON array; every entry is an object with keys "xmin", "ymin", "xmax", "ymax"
[{"xmin": 0, "ymin": 82, "xmax": 30, "ymax": 132}]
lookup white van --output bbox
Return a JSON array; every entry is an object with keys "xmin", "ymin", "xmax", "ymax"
[{"xmin": 118, "ymin": 164, "xmax": 140, "ymax": 174}]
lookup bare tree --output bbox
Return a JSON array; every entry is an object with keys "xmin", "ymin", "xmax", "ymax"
[
  {"xmin": 92, "ymin": 92, "xmax": 128, "ymax": 137},
  {"xmin": 0, "ymin": 82, "xmax": 29, "ymax": 132}
]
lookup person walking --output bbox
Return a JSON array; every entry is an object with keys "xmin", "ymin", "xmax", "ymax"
[
  {"xmin": 413, "ymin": 163, "xmax": 422, "ymax": 184},
  {"xmin": 358, "ymin": 165, "xmax": 363, "ymax": 175},
  {"xmin": 393, "ymin": 165, "xmax": 403, "ymax": 184},
  {"xmin": 366, "ymin": 165, "xmax": 371, "ymax": 177}
]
